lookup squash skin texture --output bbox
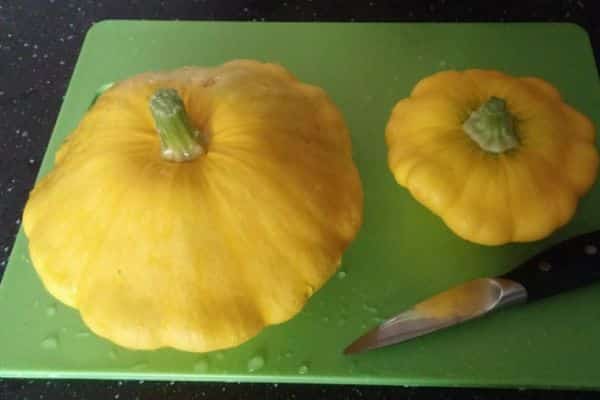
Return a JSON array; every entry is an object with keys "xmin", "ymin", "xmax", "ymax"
[
  {"xmin": 385, "ymin": 70, "xmax": 598, "ymax": 246},
  {"xmin": 23, "ymin": 60, "xmax": 363, "ymax": 352}
]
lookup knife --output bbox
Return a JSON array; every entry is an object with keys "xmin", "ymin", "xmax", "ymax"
[{"xmin": 344, "ymin": 230, "xmax": 600, "ymax": 355}]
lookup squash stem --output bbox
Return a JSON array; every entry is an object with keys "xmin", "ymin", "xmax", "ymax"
[
  {"xmin": 149, "ymin": 88, "xmax": 204, "ymax": 162},
  {"xmin": 463, "ymin": 96, "xmax": 519, "ymax": 154}
]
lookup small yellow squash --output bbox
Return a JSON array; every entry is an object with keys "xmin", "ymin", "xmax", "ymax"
[
  {"xmin": 23, "ymin": 60, "xmax": 363, "ymax": 352},
  {"xmin": 386, "ymin": 70, "xmax": 598, "ymax": 245}
]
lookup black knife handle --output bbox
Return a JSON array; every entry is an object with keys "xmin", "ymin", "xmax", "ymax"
[{"xmin": 501, "ymin": 230, "xmax": 600, "ymax": 302}]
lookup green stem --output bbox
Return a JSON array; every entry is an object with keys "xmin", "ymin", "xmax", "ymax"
[
  {"xmin": 462, "ymin": 96, "xmax": 519, "ymax": 154},
  {"xmin": 149, "ymin": 88, "xmax": 204, "ymax": 162}
]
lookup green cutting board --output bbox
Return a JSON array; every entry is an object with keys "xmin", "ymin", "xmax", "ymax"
[{"xmin": 1, "ymin": 21, "xmax": 600, "ymax": 389}]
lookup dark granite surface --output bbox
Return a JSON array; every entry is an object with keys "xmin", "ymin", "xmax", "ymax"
[{"xmin": 1, "ymin": 0, "xmax": 599, "ymax": 398}]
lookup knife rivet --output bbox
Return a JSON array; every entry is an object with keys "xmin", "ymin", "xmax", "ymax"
[
  {"xmin": 584, "ymin": 244, "xmax": 598, "ymax": 255},
  {"xmin": 538, "ymin": 261, "xmax": 552, "ymax": 272}
]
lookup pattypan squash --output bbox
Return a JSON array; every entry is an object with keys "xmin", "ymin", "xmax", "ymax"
[
  {"xmin": 23, "ymin": 60, "xmax": 363, "ymax": 352},
  {"xmin": 386, "ymin": 70, "xmax": 598, "ymax": 245}
]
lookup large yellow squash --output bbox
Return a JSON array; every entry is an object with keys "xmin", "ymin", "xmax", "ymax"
[
  {"xmin": 386, "ymin": 70, "xmax": 598, "ymax": 245},
  {"xmin": 23, "ymin": 60, "xmax": 363, "ymax": 352}
]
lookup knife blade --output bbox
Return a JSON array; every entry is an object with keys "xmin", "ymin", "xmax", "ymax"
[{"xmin": 344, "ymin": 230, "xmax": 600, "ymax": 355}]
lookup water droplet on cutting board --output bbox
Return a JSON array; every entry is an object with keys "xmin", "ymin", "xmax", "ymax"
[
  {"xmin": 362, "ymin": 304, "xmax": 378, "ymax": 314},
  {"xmin": 132, "ymin": 362, "xmax": 148, "ymax": 370},
  {"xmin": 214, "ymin": 352, "xmax": 225, "ymax": 360},
  {"xmin": 109, "ymin": 349, "xmax": 118, "ymax": 360},
  {"xmin": 298, "ymin": 364, "xmax": 309, "ymax": 374},
  {"xmin": 321, "ymin": 316, "xmax": 329, "ymax": 323},
  {"xmin": 284, "ymin": 351, "xmax": 294, "ymax": 358},
  {"xmin": 41, "ymin": 335, "xmax": 58, "ymax": 350},
  {"xmin": 194, "ymin": 360, "xmax": 209, "ymax": 373},
  {"xmin": 337, "ymin": 271, "xmax": 347, "ymax": 279},
  {"xmin": 46, "ymin": 304, "xmax": 56, "ymax": 317},
  {"xmin": 247, "ymin": 355, "xmax": 265, "ymax": 372},
  {"xmin": 75, "ymin": 331, "xmax": 91, "ymax": 338}
]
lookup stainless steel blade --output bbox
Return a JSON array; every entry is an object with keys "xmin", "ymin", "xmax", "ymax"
[{"xmin": 344, "ymin": 278, "xmax": 527, "ymax": 354}]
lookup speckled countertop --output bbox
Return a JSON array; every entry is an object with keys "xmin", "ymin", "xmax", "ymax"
[{"xmin": 1, "ymin": 1, "xmax": 599, "ymax": 399}]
